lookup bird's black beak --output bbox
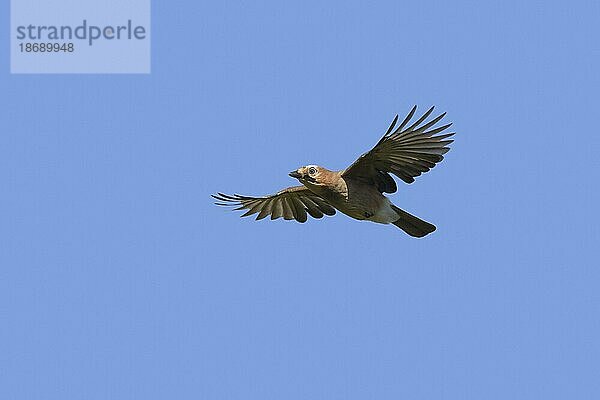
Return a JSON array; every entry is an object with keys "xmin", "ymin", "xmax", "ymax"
[{"xmin": 289, "ymin": 171, "xmax": 303, "ymax": 179}]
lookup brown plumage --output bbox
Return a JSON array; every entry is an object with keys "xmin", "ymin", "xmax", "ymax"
[{"xmin": 213, "ymin": 106, "xmax": 454, "ymax": 237}]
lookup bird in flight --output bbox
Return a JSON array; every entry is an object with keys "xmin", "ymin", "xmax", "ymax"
[{"xmin": 213, "ymin": 106, "xmax": 454, "ymax": 237}]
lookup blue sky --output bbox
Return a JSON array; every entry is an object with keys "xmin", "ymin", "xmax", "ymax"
[{"xmin": 1, "ymin": 1, "xmax": 600, "ymax": 399}]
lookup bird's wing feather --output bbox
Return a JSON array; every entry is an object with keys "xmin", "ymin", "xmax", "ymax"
[
  {"xmin": 342, "ymin": 106, "xmax": 454, "ymax": 193},
  {"xmin": 212, "ymin": 186, "xmax": 336, "ymax": 223}
]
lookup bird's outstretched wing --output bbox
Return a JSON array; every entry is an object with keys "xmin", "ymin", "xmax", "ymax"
[
  {"xmin": 212, "ymin": 186, "xmax": 336, "ymax": 223},
  {"xmin": 342, "ymin": 106, "xmax": 454, "ymax": 193}
]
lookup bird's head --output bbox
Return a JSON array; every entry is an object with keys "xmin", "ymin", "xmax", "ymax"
[{"xmin": 289, "ymin": 165, "xmax": 328, "ymax": 186}]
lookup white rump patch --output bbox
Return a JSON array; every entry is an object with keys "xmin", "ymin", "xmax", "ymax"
[{"xmin": 368, "ymin": 198, "xmax": 399, "ymax": 224}]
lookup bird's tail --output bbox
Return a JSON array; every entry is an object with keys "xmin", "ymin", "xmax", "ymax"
[{"xmin": 390, "ymin": 205, "xmax": 436, "ymax": 238}]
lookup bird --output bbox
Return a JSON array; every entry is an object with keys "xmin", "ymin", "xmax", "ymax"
[{"xmin": 212, "ymin": 105, "xmax": 454, "ymax": 237}]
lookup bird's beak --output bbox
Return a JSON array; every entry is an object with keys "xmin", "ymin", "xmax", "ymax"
[{"xmin": 289, "ymin": 170, "xmax": 302, "ymax": 179}]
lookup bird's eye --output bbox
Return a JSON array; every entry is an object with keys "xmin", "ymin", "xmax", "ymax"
[{"xmin": 308, "ymin": 167, "xmax": 317, "ymax": 175}]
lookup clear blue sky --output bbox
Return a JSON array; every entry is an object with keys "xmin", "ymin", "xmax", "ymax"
[{"xmin": 2, "ymin": 1, "xmax": 599, "ymax": 399}]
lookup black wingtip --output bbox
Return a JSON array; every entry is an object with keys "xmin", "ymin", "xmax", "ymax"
[
  {"xmin": 396, "ymin": 106, "xmax": 418, "ymax": 133},
  {"xmin": 385, "ymin": 114, "xmax": 399, "ymax": 136},
  {"xmin": 212, "ymin": 193, "xmax": 242, "ymax": 204}
]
